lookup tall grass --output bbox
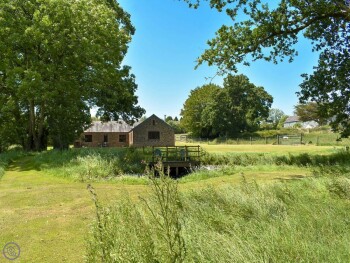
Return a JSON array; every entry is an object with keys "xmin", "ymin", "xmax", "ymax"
[
  {"xmin": 0, "ymin": 149, "xmax": 25, "ymax": 178},
  {"xmin": 201, "ymin": 149, "xmax": 350, "ymax": 167},
  {"xmin": 86, "ymin": 168, "xmax": 350, "ymax": 262},
  {"xmin": 30, "ymin": 148, "xmax": 150, "ymax": 181},
  {"xmin": 86, "ymin": 166, "xmax": 185, "ymax": 263}
]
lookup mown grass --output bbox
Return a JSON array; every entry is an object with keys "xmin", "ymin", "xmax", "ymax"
[{"xmin": 176, "ymin": 142, "xmax": 342, "ymax": 154}]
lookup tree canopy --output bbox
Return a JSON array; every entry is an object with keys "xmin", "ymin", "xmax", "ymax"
[
  {"xmin": 294, "ymin": 102, "xmax": 327, "ymax": 125},
  {"xmin": 180, "ymin": 84, "xmax": 220, "ymax": 137},
  {"xmin": 182, "ymin": 0, "xmax": 350, "ymax": 136},
  {"xmin": 0, "ymin": 0, "xmax": 144, "ymax": 150},
  {"xmin": 180, "ymin": 75, "xmax": 272, "ymax": 137}
]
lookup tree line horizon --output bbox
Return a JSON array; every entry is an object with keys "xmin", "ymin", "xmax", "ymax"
[{"xmin": 0, "ymin": 0, "xmax": 349, "ymax": 151}]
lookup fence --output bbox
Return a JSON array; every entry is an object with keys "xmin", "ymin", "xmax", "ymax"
[{"xmin": 176, "ymin": 134, "xmax": 316, "ymax": 146}]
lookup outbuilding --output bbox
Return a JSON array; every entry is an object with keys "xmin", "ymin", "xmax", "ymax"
[{"xmin": 75, "ymin": 114, "xmax": 175, "ymax": 148}]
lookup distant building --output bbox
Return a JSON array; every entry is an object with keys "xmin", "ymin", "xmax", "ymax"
[
  {"xmin": 283, "ymin": 116, "xmax": 319, "ymax": 129},
  {"xmin": 74, "ymin": 114, "xmax": 175, "ymax": 148}
]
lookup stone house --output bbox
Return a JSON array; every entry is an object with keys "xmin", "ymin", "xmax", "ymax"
[
  {"xmin": 75, "ymin": 114, "xmax": 175, "ymax": 148},
  {"xmin": 283, "ymin": 116, "xmax": 319, "ymax": 129}
]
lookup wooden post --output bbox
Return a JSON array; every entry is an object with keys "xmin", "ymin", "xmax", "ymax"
[
  {"xmin": 265, "ymin": 137, "xmax": 268, "ymax": 144},
  {"xmin": 197, "ymin": 145, "xmax": 200, "ymax": 161},
  {"xmin": 277, "ymin": 135, "xmax": 280, "ymax": 145},
  {"xmin": 300, "ymin": 133, "xmax": 303, "ymax": 144},
  {"xmin": 166, "ymin": 146, "xmax": 168, "ymax": 162},
  {"xmin": 185, "ymin": 145, "xmax": 188, "ymax": 161}
]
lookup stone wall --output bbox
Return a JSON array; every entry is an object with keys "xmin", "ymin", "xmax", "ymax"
[{"xmin": 130, "ymin": 115, "xmax": 175, "ymax": 147}]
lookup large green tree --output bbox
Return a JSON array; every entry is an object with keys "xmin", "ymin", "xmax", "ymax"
[
  {"xmin": 294, "ymin": 102, "xmax": 327, "ymax": 125},
  {"xmin": 182, "ymin": 0, "xmax": 350, "ymax": 136},
  {"xmin": 180, "ymin": 75, "xmax": 272, "ymax": 137},
  {"xmin": 180, "ymin": 84, "xmax": 220, "ymax": 137},
  {"xmin": 203, "ymin": 74, "xmax": 273, "ymax": 136},
  {"xmin": 0, "ymin": 0, "xmax": 144, "ymax": 150}
]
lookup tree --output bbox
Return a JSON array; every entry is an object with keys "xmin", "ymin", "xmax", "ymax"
[
  {"xmin": 180, "ymin": 84, "xmax": 220, "ymax": 137},
  {"xmin": 277, "ymin": 115, "xmax": 288, "ymax": 129},
  {"xmin": 268, "ymin": 108, "xmax": 285, "ymax": 127},
  {"xmin": 165, "ymin": 116, "xmax": 173, "ymax": 122},
  {"xmin": 0, "ymin": 0, "xmax": 144, "ymax": 150},
  {"xmin": 180, "ymin": 75, "xmax": 272, "ymax": 137},
  {"xmin": 203, "ymin": 74, "xmax": 273, "ymax": 136},
  {"xmin": 294, "ymin": 102, "xmax": 327, "ymax": 125},
  {"xmin": 182, "ymin": 0, "xmax": 350, "ymax": 135}
]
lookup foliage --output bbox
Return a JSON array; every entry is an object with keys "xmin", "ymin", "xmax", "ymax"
[
  {"xmin": 181, "ymin": 75, "xmax": 272, "ymax": 137},
  {"xmin": 180, "ymin": 84, "xmax": 220, "ymax": 137},
  {"xmin": 0, "ymin": 149, "xmax": 25, "ymax": 178},
  {"xmin": 277, "ymin": 115, "xmax": 288, "ymax": 129},
  {"xmin": 167, "ymin": 120, "xmax": 187, "ymax": 134},
  {"xmin": 267, "ymin": 108, "xmax": 285, "ymax": 128},
  {"xmin": 204, "ymin": 74, "xmax": 273, "ymax": 136},
  {"xmin": 294, "ymin": 102, "xmax": 326, "ymax": 125},
  {"xmin": 182, "ymin": 0, "xmax": 350, "ymax": 136},
  {"xmin": 0, "ymin": 0, "xmax": 144, "ymax": 151},
  {"xmin": 298, "ymin": 47, "xmax": 350, "ymax": 136},
  {"xmin": 31, "ymin": 147, "xmax": 149, "ymax": 181}
]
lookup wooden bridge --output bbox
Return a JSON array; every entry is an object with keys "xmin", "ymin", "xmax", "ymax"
[{"xmin": 150, "ymin": 146, "xmax": 201, "ymax": 177}]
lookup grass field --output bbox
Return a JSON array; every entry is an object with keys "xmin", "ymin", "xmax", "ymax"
[
  {"xmin": 1, "ymin": 145, "xmax": 350, "ymax": 262},
  {"xmin": 176, "ymin": 142, "xmax": 342, "ymax": 154}
]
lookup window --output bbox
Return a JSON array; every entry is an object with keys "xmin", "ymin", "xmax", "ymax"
[
  {"xmin": 152, "ymin": 120, "xmax": 156, "ymax": 125},
  {"xmin": 119, "ymin": 134, "xmax": 127, "ymax": 143},
  {"xmin": 104, "ymin": 134, "xmax": 108, "ymax": 143},
  {"xmin": 85, "ymin": 135, "xmax": 92, "ymax": 142},
  {"xmin": 148, "ymin": 131, "xmax": 160, "ymax": 140}
]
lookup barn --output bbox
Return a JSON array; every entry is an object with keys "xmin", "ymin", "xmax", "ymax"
[{"xmin": 75, "ymin": 114, "xmax": 175, "ymax": 148}]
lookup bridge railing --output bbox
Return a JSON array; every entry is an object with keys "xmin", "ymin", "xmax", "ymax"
[{"xmin": 152, "ymin": 146, "xmax": 201, "ymax": 163}]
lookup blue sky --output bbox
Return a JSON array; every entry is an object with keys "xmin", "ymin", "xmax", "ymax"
[{"xmin": 118, "ymin": 0, "xmax": 319, "ymax": 118}]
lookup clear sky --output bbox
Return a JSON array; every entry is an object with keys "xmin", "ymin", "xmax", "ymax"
[{"xmin": 118, "ymin": 0, "xmax": 320, "ymax": 118}]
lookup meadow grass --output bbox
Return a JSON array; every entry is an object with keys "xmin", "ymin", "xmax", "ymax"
[
  {"xmin": 87, "ymin": 168, "xmax": 350, "ymax": 262},
  {"xmin": 1, "ymin": 146, "xmax": 350, "ymax": 262}
]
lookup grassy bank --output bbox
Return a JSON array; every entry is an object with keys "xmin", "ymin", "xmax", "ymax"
[
  {"xmin": 1, "ymin": 147, "xmax": 350, "ymax": 262},
  {"xmin": 88, "ymin": 171, "xmax": 350, "ymax": 262}
]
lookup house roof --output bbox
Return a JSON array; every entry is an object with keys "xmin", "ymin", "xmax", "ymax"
[
  {"xmin": 285, "ymin": 116, "xmax": 300, "ymax": 123},
  {"xmin": 85, "ymin": 121, "xmax": 139, "ymax": 133},
  {"xmin": 85, "ymin": 114, "xmax": 174, "ymax": 133},
  {"xmin": 131, "ymin": 114, "xmax": 174, "ymax": 132}
]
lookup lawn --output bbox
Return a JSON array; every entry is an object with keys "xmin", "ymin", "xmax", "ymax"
[
  {"xmin": 1, "ymin": 146, "xmax": 350, "ymax": 262},
  {"xmin": 176, "ymin": 142, "xmax": 341, "ymax": 154}
]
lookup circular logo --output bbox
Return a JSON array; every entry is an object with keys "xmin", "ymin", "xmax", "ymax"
[{"xmin": 3, "ymin": 242, "xmax": 20, "ymax": 260}]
